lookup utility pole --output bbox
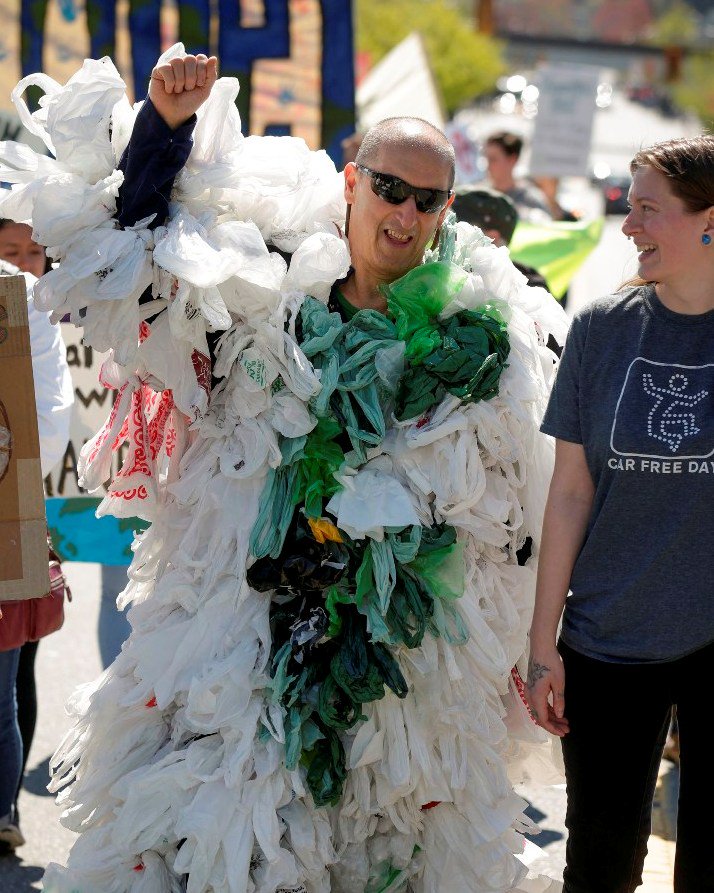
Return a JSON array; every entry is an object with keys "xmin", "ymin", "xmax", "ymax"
[
  {"xmin": 476, "ymin": 0, "xmax": 494, "ymax": 35},
  {"xmin": 663, "ymin": 46, "xmax": 683, "ymax": 82}
]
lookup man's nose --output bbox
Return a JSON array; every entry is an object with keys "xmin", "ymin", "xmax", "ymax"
[{"xmin": 394, "ymin": 195, "xmax": 419, "ymax": 226}]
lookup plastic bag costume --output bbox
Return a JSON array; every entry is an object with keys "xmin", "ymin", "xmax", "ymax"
[{"xmin": 0, "ymin": 45, "xmax": 569, "ymax": 893}]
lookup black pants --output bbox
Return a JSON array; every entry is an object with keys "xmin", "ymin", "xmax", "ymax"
[
  {"xmin": 15, "ymin": 640, "xmax": 38, "ymax": 804},
  {"xmin": 560, "ymin": 639, "xmax": 714, "ymax": 893}
]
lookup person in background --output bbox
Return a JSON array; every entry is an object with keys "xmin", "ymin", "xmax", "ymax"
[
  {"xmin": 531, "ymin": 176, "xmax": 579, "ymax": 223},
  {"xmin": 0, "ymin": 221, "xmax": 50, "ymax": 276},
  {"xmin": 483, "ymin": 131, "xmax": 552, "ymax": 220},
  {"xmin": 340, "ymin": 130, "xmax": 363, "ymax": 167},
  {"xmin": 527, "ymin": 135, "xmax": 714, "ymax": 892},
  {"xmin": 0, "ymin": 219, "xmax": 73, "ymax": 853},
  {"xmin": 452, "ymin": 185, "xmax": 550, "ymax": 291}
]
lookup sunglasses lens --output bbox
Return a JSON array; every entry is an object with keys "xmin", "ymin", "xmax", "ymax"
[
  {"xmin": 362, "ymin": 167, "xmax": 449, "ymax": 213},
  {"xmin": 371, "ymin": 173, "xmax": 407, "ymax": 205},
  {"xmin": 414, "ymin": 190, "xmax": 445, "ymax": 213}
]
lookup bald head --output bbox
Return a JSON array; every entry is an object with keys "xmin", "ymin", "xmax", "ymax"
[{"xmin": 355, "ymin": 118, "xmax": 456, "ymax": 190}]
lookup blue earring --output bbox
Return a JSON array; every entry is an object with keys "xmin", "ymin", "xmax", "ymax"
[{"xmin": 703, "ymin": 233, "xmax": 712, "ymax": 245}]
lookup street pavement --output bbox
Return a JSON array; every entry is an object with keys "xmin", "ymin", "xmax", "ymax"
[
  {"xmin": 0, "ymin": 563, "xmax": 129, "ymax": 890},
  {"xmin": 516, "ymin": 761, "xmax": 678, "ymax": 890},
  {"xmin": 1, "ymin": 221, "xmax": 676, "ymax": 890}
]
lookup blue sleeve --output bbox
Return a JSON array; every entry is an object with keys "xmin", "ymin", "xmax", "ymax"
[{"xmin": 116, "ymin": 99, "xmax": 197, "ymax": 229}]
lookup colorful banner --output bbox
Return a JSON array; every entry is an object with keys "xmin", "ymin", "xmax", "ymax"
[
  {"xmin": 510, "ymin": 217, "xmax": 605, "ymax": 300},
  {"xmin": 0, "ymin": 0, "xmax": 354, "ymax": 163}
]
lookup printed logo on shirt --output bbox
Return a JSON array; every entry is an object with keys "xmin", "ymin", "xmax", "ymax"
[{"xmin": 610, "ymin": 359, "xmax": 714, "ymax": 469}]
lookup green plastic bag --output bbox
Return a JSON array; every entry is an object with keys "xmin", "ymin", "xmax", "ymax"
[
  {"xmin": 304, "ymin": 726, "xmax": 346, "ymax": 807},
  {"xmin": 382, "ymin": 262, "xmax": 468, "ymax": 344},
  {"xmin": 395, "ymin": 306, "xmax": 510, "ymax": 421},
  {"xmin": 408, "ymin": 540, "xmax": 465, "ymax": 601}
]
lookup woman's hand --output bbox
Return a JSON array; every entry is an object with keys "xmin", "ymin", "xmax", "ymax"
[
  {"xmin": 526, "ymin": 646, "xmax": 570, "ymax": 737},
  {"xmin": 149, "ymin": 53, "xmax": 218, "ymax": 130},
  {"xmin": 527, "ymin": 440, "xmax": 592, "ymax": 739}
]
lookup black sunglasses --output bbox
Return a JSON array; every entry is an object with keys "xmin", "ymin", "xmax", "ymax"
[{"xmin": 356, "ymin": 164, "xmax": 452, "ymax": 214}]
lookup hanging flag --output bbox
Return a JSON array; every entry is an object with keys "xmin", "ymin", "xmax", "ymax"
[{"xmin": 510, "ymin": 217, "xmax": 604, "ymax": 300}]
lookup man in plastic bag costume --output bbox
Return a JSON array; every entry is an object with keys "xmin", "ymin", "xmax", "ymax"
[{"xmin": 0, "ymin": 47, "xmax": 568, "ymax": 893}]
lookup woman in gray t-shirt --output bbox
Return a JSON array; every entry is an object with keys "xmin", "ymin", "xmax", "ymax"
[{"xmin": 527, "ymin": 135, "xmax": 714, "ymax": 892}]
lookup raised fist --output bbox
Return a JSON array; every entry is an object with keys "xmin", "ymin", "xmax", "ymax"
[{"xmin": 149, "ymin": 53, "xmax": 218, "ymax": 129}]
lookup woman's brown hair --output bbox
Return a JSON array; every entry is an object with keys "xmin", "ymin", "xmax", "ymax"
[{"xmin": 630, "ymin": 134, "xmax": 714, "ymax": 214}]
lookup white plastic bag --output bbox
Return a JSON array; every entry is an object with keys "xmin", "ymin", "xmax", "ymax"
[
  {"xmin": 283, "ymin": 230, "xmax": 350, "ymax": 302},
  {"xmin": 326, "ymin": 464, "xmax": 421, "ymax": 540},
  {"xmin": 12, "ymin": 57, "xmax": 127, "ymax": 183}
]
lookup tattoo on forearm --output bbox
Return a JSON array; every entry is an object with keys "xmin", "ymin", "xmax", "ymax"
[{"xmin": 527, "ymin": 660, "xmax": 550, "ymax": 687}]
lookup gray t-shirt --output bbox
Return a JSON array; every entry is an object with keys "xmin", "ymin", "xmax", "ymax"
[
  {"xmin": 541, "ymin": 285, "xmax": 714, "ymax": 663},
  {"xmin": 506, "ymin": 182, "xmax": 552, "ymax": 218}
]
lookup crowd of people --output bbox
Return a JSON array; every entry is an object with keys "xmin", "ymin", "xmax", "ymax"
[{"xmin": 0, "ymin": 44, "xmax": 711, "ymax": 893}]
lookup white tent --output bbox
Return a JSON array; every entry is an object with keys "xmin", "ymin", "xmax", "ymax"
[{"xmin": 356, "ymin": 32, "xmax": 446, "ymax": 132}]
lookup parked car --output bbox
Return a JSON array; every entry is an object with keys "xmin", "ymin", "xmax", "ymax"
[{"xmin": 600, "ymin": 175, "xmax": 631, "ymax": 215}]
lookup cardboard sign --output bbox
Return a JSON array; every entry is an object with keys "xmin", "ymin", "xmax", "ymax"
[
  {"xmin": 44, "ymin": 325, "xmax": 112, "ymax": 500},
  {"xmin": 0, "ymin": 275, "xmax": 49, "ymax": 601}
]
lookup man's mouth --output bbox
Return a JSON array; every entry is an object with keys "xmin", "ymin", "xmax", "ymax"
[{"xmin": 384, "ymin": 228, "xmax": 412, "ymax": 244}]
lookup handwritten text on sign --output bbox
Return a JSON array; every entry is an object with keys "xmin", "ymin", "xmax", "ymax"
[{"xmin": 43, "ymin": 326, "xmax": 120, "ymax": 499}]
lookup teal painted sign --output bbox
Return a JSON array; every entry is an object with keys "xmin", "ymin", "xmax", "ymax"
[{"xmin": 46, "ymin": 497, "xmax": 148, "ymax": 565}]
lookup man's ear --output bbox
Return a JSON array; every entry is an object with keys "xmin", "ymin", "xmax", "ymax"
[
  {"xmin": 436, "ymin": 192, "xmax": 455, "ymax": 228},
  {"xmin": 344, "ymin": 162, "xmax": 358, "ymax": 204}
]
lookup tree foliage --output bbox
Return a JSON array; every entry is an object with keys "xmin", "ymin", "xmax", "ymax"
[
  {"xmin": 649, "ymin": 0, "xmax": 698, "ymax": 46},
  {"xmin": 648, "ymin": 3, "xmax": 710, "ymax": 125},
  {"xmin": 355, "ymin": 0, "xmax": 505, "ymax": 114},
  {"xmin": 672, "ymin": 52, "xmax": 714, "ymax": 127}
]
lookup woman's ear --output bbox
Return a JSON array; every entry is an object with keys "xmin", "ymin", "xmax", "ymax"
[{"xmin": 704, "ymin": 205, "xmax": 714, "ymax": 240}]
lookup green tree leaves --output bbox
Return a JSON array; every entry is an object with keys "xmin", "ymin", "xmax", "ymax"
[{"xmin": 356, "ymin": 0, "xmax": 505, "ymax": 113}]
